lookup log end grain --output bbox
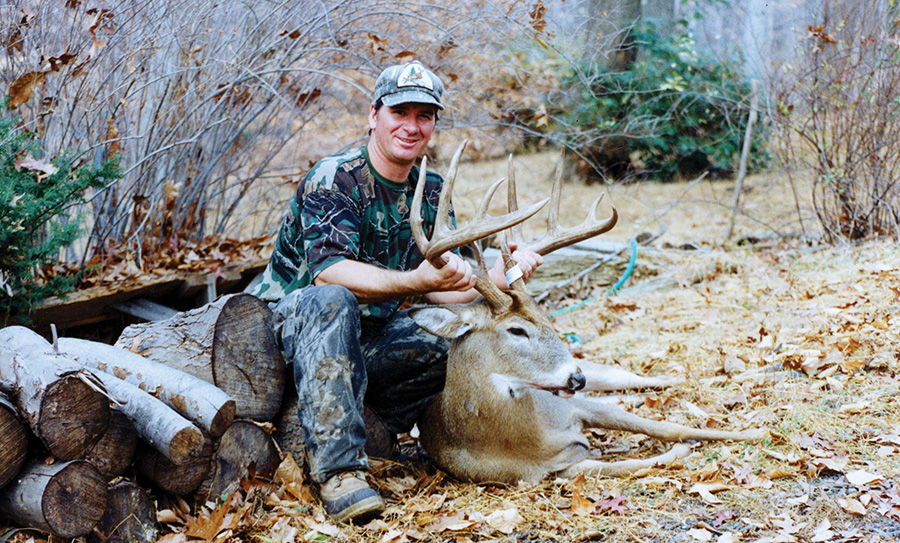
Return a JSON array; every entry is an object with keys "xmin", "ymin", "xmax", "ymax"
[
  {"xmin": 208, "ymin": 420, "xmax": 280, "ymax": 499},
  {"xmin": 39, "ymin": 373, "xmax": 110, "ymax": 461},
  {"xmin": 0, "ymin": 400, "xmax": 27, "ymax": 488},
  {"xmin": 168, "ymin": 424, "xmax": 207, "ymax": 466},
  {"xmin": 88, "ymin": 480, "xmax": 158, "ymax": 543},
  {"xmin": 136, "ymin": 439, "xmax": 212, "ymax": 495},
  {"xmin": 42, "ymin": 461, "xmax": 108, "ymax": 538},
  {"xmin": 84, "ymin": 409, "xmax": 138, "ymax": 479},
  {"xmin": 209, "ymin": 399, "xmax": 236, "ymax": 438},
  {"xmin": 211, "ymin": 294, "xmax": 285, "ymax": 420}
]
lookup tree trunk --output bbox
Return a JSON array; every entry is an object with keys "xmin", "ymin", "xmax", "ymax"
[
  {"xmin": 87, "ymin": 480, "xmax": 158, "ymax": 543},
  {"xmin": 83, "ymin": 409, "xmax": 139, "ymax": 479},
  {"xmin": 135, "ymin": 438, "xmax": 213, "ymax": 495},
  {"xmin": 0, "ymin": 460, "xmax": 107, "ymax": 539},
  {"xmin": 0, "ymin": 393, "xmax": 28, "ymax": 489},
  {"xmin": 89, "ymin": 370, "xmax": 206, "ymax": 465},
  {"xmin": 206, "ymin": 420, "xmax": 280, "ymax": 499},
  {"xmin": 0, "ymin": 326, "xmax": 110, "ymax": 461},
  {"xmin": 58, "ymin": 337, "xmax": 235, "ymax": 437},
  {"xmin": 115, "ymin": 293, "xmax": 285, "ymax": 421}
]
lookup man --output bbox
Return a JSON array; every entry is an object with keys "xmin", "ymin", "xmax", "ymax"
[{"xmin": 252, "ymin": 61, "xmax": 542, "ymax": 524}]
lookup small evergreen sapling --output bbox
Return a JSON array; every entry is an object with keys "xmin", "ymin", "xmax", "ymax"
[{"xmin": 0, "ymin": 108, "xmax": 118, "ymax": 324}]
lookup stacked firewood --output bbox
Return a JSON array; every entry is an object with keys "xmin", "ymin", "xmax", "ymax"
[{"xmin": 0, "ymin": 293, "xmax": 288, "ymax": 541}]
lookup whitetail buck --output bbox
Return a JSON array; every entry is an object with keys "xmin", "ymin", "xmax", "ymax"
[{"xmin": 408, "ymin": 143, "xmax": 766, "ymax": 484}]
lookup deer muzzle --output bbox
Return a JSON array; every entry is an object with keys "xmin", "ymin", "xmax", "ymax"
[{"xmin": 568, "ymin": 370, "xmax": 586, "ymax": 392}]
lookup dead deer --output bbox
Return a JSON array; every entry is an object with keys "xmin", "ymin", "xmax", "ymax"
[{"xmin": 408, "ymin": 143, "xmax": 766, "ymax": 484}]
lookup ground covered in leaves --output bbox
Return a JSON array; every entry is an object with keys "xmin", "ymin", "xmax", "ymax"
[{"xmin": 146, "ymin": 236, "xmax": 900, "ymax": 543}]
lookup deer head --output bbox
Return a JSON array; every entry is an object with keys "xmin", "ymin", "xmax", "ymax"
[{"xmin": 408, "ymin": 141, "xmax": 618, "ymax": 400}]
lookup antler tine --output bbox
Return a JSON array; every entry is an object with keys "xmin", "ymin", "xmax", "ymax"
[
  {"xmin": 411, "ymin": 140, "xmax": 549, "ymax": 268},
  {"xmin": 523, "ymin": 150, "xmax": 619, "ymax": 256},
  {"xmin": 506, "ymin": 155, "xmax": 526, "ymax": 248},
  {"xmin": 431, "ymin": 139, "xmax": 467, "ymax": 243}
]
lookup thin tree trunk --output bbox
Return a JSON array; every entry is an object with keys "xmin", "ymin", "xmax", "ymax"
[
  {"xmin": 0, "ymin": 460, "xmax": 107, "ymax": 538},
  {"xmin": 88, "ymin": 370, "xmax": 206, "ymax": 465},
  {"xmin": 115, "ymin": 293, "xmax": 285, "ymax": 420},
  {"xmin": 59, "ymin": 337, "xmax": 235, "ymax": 437}
]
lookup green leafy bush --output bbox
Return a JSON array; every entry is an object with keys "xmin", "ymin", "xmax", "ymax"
[
  {"xmin": 0, "ymin": 106, "xmax": 118, "ymax": 324},
  {"xmin": 560, "ymin": 20, "xmax": 769, "ymax": 181}
]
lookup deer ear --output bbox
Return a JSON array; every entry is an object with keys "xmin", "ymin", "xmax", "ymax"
[{"xmin": 409, "ymin": 306, "xmax": 474, "ymax": 339}]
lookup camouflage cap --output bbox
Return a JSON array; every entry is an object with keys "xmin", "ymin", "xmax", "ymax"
[{"xmin": 373, "ymin": 61, "xmax": 444, "ymax": 110}]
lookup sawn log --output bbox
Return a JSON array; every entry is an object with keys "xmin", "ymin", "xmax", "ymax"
[
  {"xmin": 87, "ymin": 480, "xmax": 158, "ymax": 543},
  {"xmin": 83, "ymin": 408, "xmax": 139, "ymax": 479},
  {"xmin": 0, "ymin": 459, "xmax": 107, "ymax": 538},
  {"xmin": 0, "ymin": 326, "xmax": 109, "ymax": 461},
  {"xmin": 115, "ymin": 293, "xmax": 285, "ymax": 420},
  {"xmin": 0, "ymin": 393, "xmax": 27, "ymax": 488}
]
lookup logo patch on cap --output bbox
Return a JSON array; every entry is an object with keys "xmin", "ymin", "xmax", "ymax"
[{"xmin": 397, "ymin": 63, "xmax": 433, "ymax": 90}]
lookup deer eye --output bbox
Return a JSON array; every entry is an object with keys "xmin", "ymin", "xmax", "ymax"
[{"xmin": 508, "ymin": 326, "xmax": 529, "ymax": 338}]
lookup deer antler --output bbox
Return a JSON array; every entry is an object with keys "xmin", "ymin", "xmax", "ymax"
[
  {"xmin": 411, "ymin": 141, "xmax": 549, "ymax": 307},
  {"xmin": 507, "ymin": 150, "xmax": 618, "ymax": 257}
]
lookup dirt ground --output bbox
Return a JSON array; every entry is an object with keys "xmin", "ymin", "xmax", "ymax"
[{"xmin": 154, "ymin": 152, "xmax": 900, "ymax": 543}]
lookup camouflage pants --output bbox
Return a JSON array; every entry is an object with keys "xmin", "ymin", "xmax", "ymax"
[{"xmin": 272, "ymin": 284, "xmax": 448, "ymax": 483}]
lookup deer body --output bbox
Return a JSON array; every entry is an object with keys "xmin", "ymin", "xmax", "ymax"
[{"xmin": 409, "ymin": 144, "xmax": 765, "ymax": 484}]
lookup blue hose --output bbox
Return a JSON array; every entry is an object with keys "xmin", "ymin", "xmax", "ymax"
[{"xmin": 548, "ymin": 238, "xmax": 638, "ymax": 319}]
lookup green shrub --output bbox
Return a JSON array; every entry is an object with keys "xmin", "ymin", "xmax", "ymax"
[
  {"xmin": 0, "ymin": 106, "xmax": 118, "ymax": 325},
  {"xmin": 560, "ymin": 19, "xmax": 770, "ymax": 181}
]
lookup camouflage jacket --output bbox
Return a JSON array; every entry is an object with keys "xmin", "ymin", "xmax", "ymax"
[{"xmin": 251, "ymin": 145, "xmax": 449, "ymax": 319}]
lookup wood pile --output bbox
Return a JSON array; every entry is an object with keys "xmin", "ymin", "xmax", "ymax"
[{"xmin": 0, "ymin": 293, "xmax": 289, "ymax": 541}]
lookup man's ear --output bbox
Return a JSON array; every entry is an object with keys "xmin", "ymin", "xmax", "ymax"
[{"xmin": 367, "ymin": 104, "xmax": 377, "ymax": 131}]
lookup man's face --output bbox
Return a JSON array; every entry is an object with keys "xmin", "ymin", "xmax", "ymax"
[{"xmin": 368, "ymin": 102, "xmax": 437, "ymax": 168}]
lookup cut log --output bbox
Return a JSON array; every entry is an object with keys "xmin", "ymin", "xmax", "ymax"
[
  {"xmin": 87, "ymin": 480, "xmax": 158, "ymax": 543},
  {"xmin": 136, "ymin": 438, "xmax": 213, "ymax": 495},
  {"xmin": 0, "ymin": 326, "xmax": 110, "ymax": 461},
  {"xmin": 115, "ymin": 293, "xmax": 285, "ymax": 420},
  {"xmin": 0, "ymin": 393, "xmax": 28, "ymax": 488},
  {"xmin": 0, "ymin": 460, "xmax": 107, "ymax": 538},
  {"xmin": 58, "ymin": 337, "xmax": 235, "ymax": 437},
  {"xmin": 89, "ymin": 370, "xmax": 205, "ymax": 465},
  {"xmin": 83, "ymin": 409, "xmax": 138, "ymax": 479},
  {"xmin": 207, "ymin": 420, "xmax": 280, "ymax": 499}
]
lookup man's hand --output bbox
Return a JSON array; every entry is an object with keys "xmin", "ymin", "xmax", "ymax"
[
  {"xmin": 414, "ymin": 252, "xmax": 476, "ymax": 293},
  {"xmin": 488, "ymin": 243, "xmax": 543, "ymax": 289}
]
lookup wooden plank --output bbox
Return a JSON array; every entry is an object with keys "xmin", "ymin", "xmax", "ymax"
[
  {"xmin": 111, "ymin": 299, "xmax": 179, "ymax": 322},
  {"xmin": 27, "ymin": 277, "xmax": 185, "ymax": 333}
]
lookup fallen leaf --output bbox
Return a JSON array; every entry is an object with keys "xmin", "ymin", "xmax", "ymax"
[
  {"xmin": 275, "ymin": 454, "xmax": 304, "ymax": 485},
  {"xmin": 811, "ymin": 518, "xmax": 835, "ymax": 542},
  {"xmin": 485, "ymin": 508, "xmax": 524, "ymax": 534},
  {"xmin": 689, "ymin": 482, "xmax": 730, "ymax": 504},
  {"xmin": 838, "ymin": 401, "xmax": 868, "ymax": 414},
  {"xmin": 846, "ymin": 470, "xmax": 882, "ymax": 487},
  {"xmin": 837, "ymin": 497, "xmax": 867, "ymax": 515},
  {"xmin": 597, "ymin": 494, "xmax": 628, "ymax": 515},
  {"xmin": 687, "ymin": 527, "xmax": 713, "ymax": 541},
  {"xmin": 425, "ymin": 512, "xmax": 476, "ymax": 532}
]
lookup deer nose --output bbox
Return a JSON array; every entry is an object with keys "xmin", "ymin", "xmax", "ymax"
[{"xmin": 568, "ymin": 370, "xmax": 586, "ymax": 391}]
